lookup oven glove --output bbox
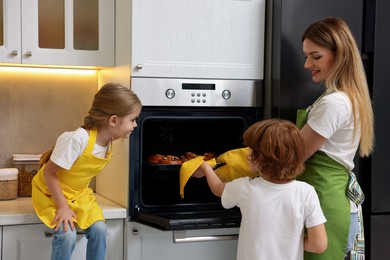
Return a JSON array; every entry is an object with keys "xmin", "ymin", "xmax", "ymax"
[
  {"xmin": 179, "ymin": 147, "xmax": 259, "ymax": 198},
  {"xmin": 214, "ymin": 147, "xmax": 258, "ymax": 182},
  {"xmin": 180, "ymin": 156, "xmax": 217, "ymax": 198}
]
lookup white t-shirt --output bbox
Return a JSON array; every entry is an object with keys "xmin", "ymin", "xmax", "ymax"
[
  {"xmin": 50, "ymin": 127, "xmax": 108, "ymax": 170},
  {"xmin": 307, "ymin": 91, "xmax": 360, "ymax": 172},
  {"xmin": 222, "ymin": 177, "xmax": 326, "ymax": 260}
]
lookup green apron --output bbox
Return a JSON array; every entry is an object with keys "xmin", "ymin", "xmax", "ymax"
[{"xmin": 297, "ymin": 107, "xmax": 350, "ymax": 260}]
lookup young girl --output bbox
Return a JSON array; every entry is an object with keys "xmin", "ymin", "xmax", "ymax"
[
  {"xmin": 193, "ymin": 118, "xmax": 328, "ymax": 260},
  {"xmin": 32, "ymin": 83, "xmax": 142, "ymax": 260},
  {"xmin": 298, "ymin": 17, "xmax": 374, "ymax": 260}
]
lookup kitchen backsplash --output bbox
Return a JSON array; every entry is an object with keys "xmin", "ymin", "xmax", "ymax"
[{"xmin": 0, "ymin": 67, "xmax": 98, "ymax": 168}]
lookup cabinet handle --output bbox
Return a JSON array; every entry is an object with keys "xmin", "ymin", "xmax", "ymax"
[
  {"xmin": 25, "ymin": 51, "xmax": 33, "ymax": 57},
  {"xmin": 44, "ymin": 230, "xmax": 86, "ymax": 237},
  {"xmin": 135, "ymin": 64, "xmax": 143, "ymax": 69},
  {"xmin": 11, "ymin": 50, "xmax": 18, "ymax": 56},
  {"xmin": 173, "ymin": 230, "xmax": 238, "ymax": 243}
]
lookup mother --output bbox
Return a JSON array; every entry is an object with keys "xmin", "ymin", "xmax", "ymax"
[{"xmin": 297, "ymin": 17, "xmax": 374, "ymax": 259}]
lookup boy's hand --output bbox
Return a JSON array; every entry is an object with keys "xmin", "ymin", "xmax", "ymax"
[{"xmin": 192, "ymin": 163, "xmax": 206, "ymax": 178}]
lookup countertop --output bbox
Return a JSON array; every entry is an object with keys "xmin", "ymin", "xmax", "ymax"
[{"xmin": 0, "ymin": 194, "xmax": 127, "ymax": 226}]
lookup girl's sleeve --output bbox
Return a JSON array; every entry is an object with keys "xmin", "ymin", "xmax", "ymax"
[{"xmin": 50, "ymin": 129, "xmax": 87, "ymax": 170}]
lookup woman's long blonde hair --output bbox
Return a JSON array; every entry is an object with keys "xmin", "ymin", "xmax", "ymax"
[{"xmin": 302, "ymin": 17, "xmax": 374, "ymax": 157}]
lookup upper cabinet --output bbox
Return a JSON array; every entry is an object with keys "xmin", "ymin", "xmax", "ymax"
[
  {"xmin": 0, "ymin": 0, "xmax": 114, "ymax": 67},
  {"xmin": 131, "ymin": 0, "xmax": 266, "ymax": 80}
]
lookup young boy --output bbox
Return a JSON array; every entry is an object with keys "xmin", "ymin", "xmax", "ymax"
[{"xmin": 193, "ymin": 118, "xmax": 327, "ymax": 260}]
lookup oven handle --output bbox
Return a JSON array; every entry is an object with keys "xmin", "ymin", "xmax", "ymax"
[{"xmin": 173, "ymin": 230, "xmax": 238, "ymax": 243}]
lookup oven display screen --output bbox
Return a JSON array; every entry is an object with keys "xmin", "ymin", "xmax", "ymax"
[{"xmin": 182, "ymin": 83, "xmax": 216, "ymax": 90}]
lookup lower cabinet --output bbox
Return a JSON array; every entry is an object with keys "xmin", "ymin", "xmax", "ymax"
[
  {"xmin": 126, "ymin": 222, "xmax": 239, "ymax": 260},
  {"xmin": 2, "ymin": 219, "xmax": 124, "ymax": 260}
]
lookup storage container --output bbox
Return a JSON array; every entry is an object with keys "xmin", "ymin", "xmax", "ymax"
[
  {"xmin": 0, "ymin": 168, "xmax": 19, "ymax": 200},
  {"xmin": 13, "ymin": 154, "xmax": 41, "ymax": 197}
]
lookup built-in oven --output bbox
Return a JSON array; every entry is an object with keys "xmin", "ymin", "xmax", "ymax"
[{"xmin": 129, "ymin": 77, "xmax": 262, "ymax": 231}]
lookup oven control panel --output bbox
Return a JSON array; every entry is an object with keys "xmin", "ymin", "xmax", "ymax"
[
  {"xmin": 131, "ymin": 77, "xmax": 261, "ymax": 107},
  {"xmin": 165, "ymin": 88, "xmax": 231, "ymax": 104}
]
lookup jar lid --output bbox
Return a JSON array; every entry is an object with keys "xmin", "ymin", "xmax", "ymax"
[
  {"xmin": 0, "ymin": 168, "xmax": 19, "ymax": 181},
  {"xmin": 13, "ymin": 153, "xmax": 41, "ymax": 162}
]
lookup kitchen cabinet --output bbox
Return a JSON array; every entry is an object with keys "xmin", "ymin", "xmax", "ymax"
[
  {"xmin": 127, "ymin": 222, "xmax": 239, "ymax": 260},
  {"xmin": 2, "ymin": 219, "xmax": 124, "ymax": 260},
  {"xmin": 131, "ymin": 0, "xmax": 266, "ymax": 80},
  {"xmin": 0, "ymin": 0, "xmax": 114, "ymax": 67}
]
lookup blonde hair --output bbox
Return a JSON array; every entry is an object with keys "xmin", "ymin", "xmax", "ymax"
[
  {"xmin": 243, "ymin": 119, "xmax": 305, "ymax": 181},
  {"xmin": 83, "ymin": 83, "xmax": 142, "ymax": 129},
  {"xmin": 39, "ymin": 83, "xmax": 142, "ymax": 168},
  {"xmin": 302, "ymin": 17, "xmax": 374, "ymax": 157}
]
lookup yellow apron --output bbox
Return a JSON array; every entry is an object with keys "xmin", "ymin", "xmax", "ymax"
[{"xmin": 32, "ymin": 129, "xmax": 113, "ymax": 229}]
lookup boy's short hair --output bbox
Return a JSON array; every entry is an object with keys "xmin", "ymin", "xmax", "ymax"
[{"xmin": 243, "ymin": 118, "xmax": 305, "ymax": 181}]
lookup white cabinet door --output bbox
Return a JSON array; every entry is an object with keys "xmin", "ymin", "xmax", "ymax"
[
  {"xmin": 2, "ymin": 224, "xmax": 87, "ymax": 260},
  {"xmin": 21, "ymin": 0, "xmax": 115, "ymax": 67},
  {"xmin": 106, "ymin": 219, "xmax": 125, "ymax": 260},
  {"xmin": 0, "ymin": 0, "xmax": 22, "ymax": 63},
  {"xmin": 2, "ymin": 220, "xmax": 124, "ymax": 260},
  {"xmin": 131, "ymin": 0, "xmax": 266, "ymax": 80},
  {"xmin": 127, "ymin": 222, "xmax": 239, "ymax": 260},
  {"xmin": 0, "ymin": 0, "xmax": 114, "ymax": 67}
]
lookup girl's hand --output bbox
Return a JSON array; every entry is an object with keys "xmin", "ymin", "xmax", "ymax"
[{"xmin": 51, "ymin": 206, "xmax": 77, "ymax": 232}]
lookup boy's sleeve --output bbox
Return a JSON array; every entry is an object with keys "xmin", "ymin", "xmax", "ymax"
[
  {"xmin": 305, "ymin": 187, "xmax": 327, "ymax": 228},
  {"xmin": 221, "ymin": 178, "xmax": 245, "ymax": 209}
]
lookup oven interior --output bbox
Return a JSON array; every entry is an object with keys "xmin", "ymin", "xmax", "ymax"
[{"xmin": 129, "ymin": 107, "xmax": 260, "ymax": 230}]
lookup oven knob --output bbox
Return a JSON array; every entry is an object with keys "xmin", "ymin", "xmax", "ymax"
[
  {"xmin": 222, "ymin": 89, "xmax": 231, "ymax": 100},
  {"xmin": 165, "ymin": 89, "xmax": 175, "ymax": 99}
]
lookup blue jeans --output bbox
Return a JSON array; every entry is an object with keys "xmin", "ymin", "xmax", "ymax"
[
  {"xmin": 51, "ymin": 220, "xmax": 107, "ymax": 260},
  {"xmin": 345, "ymin": 212, "xmax": 359, "ymax": 256}
]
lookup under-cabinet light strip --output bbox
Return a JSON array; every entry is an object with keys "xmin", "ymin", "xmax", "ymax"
[{"xmin": 0, "ymin": 66, "xmax": 97, "ymax": 76}]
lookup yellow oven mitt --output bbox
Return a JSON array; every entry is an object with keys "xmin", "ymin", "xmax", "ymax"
[
  {"xmin": 179, "ymin": 147, "xmax": 258, "ymax": 198},
  {"xmin": 180, "ymin": 156, "xmax": 216, "ymax": 198},
  {"xmin": 215, "ymin": 147, "xmax": 258, "ymax": 182}
]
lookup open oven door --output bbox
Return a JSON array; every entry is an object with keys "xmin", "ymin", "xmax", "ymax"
[{"xmin": 135, "ymin": 208, "xmax": 241, "ymax": 231}]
